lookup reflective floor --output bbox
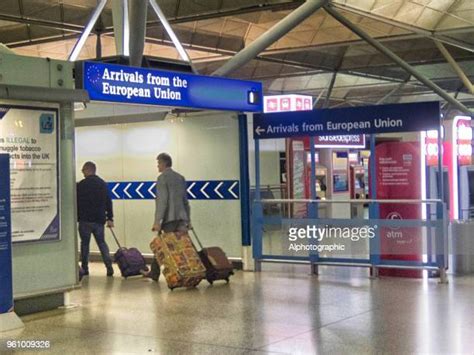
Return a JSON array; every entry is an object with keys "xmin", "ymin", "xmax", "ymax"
[{"xmin": 2, "ymin": 263, "xmax": 474, "ymax": 354}]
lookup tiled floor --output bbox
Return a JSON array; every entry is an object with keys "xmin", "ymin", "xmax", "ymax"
[{"xmin": 1, "ymin": 263, "xmax": 474, "ymax": 354}]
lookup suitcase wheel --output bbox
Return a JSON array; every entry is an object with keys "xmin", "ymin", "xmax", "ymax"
[
  {"xmin": 207, "ymin": 279, "xmax": 214, "ymax": 285},
  {"xmin": 169, "ymin": 286, "xmax": 174, "ymax": 291},
  {"xmin": 225, "ymin": 277, "xmax": 230, "ymax": 283}
]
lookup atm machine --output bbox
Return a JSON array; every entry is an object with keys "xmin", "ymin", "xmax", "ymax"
[
  {"xmin": 459, "ymin": 166, "xmax": 474, "ymax": 220},
  {"xmin": 349, "ymin": 165, "xmax": 366, "ymax": 218}
]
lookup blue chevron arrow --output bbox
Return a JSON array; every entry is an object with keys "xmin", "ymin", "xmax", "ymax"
[
  {"xmin": 108, "ymin": 180, "xmax": 239, "ymax": 200},
  {"xmin": 109, "ymin": 182, "xmax": 124, "ymax": 199}
]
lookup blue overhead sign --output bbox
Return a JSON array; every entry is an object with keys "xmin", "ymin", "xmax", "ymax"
[
  {"xmin": 108, "ymin": 180, "xmax": 239, "ymax": 200},
  {"xmin": 78, "ymin": 61, "xmax": 263, "ymax": 112},
  {"xmin": 253, "ymin": 101, "xmax": 440, "ymax": 139},
  {"xmin": 0, "ymin": 154, "xmax": 13, "ymax": 314}
]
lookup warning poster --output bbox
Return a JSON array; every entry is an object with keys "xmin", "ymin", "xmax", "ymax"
[{"xmin": 0, "ymin": 105, "xmax": 59, "ymax": 243}]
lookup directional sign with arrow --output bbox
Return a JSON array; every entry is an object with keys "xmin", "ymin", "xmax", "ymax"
[
  {"xmin": 255, "ymin": 126, "xmax": 265, "ymax": 136},
  {"xmin": 108, "ymin": 180, "xmax": 239, "ymax": 200}
]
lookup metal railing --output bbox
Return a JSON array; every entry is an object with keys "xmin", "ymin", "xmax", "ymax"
[{"xmin": 252, "ymin": 198, "xmax": 448, "ymax": 283}]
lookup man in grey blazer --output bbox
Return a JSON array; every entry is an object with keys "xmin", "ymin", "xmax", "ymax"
[
  {"xmin": 147, "ymin": 153, "xmax": 191, "ymax": 281},
  {"xmin": 152, "ymin": 153, "xmax": 191, "ymax": 233}
]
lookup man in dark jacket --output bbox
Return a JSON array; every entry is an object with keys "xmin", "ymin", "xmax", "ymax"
[{"xmin": 77, "ymin": 161, "xmax": 114, "ymax": 277}]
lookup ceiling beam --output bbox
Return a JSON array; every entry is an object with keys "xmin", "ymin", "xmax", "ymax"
[
  {"xmin": 7, "ymin": 26, "xmax": 473, "ymax": 88},
  {"xmin": 434, "ymin": 40, "xmax": 474, "ymax": 94},
  {"xmin": 325, "ymin": 5, "xmax": 473, "ymax": 115},
  {"xmin": 2, "ymin": 0, "xmax": 474, "ymax": 55},
  {"xmin": 68, "ymin": 0, "xmax": 107, "ymax": 61},
  {"xmin": 150, "ymin": 0, "xmax": 196, "ymax": 70},
  {"xmin": 0, "ymin": 14, "xmax": 85, "ymax": 33},
  {"xmin": 212, "ymin": 0, "xmax": 328, "ymax": 76},
  {"xmin": 328, "ymin": 2, "xmax": 474, "ymax": 53},
  {"xmin": 0, "ymin": 0, "xmax": 304, "ymax": 38},
  {"xmin": 7, "ymin": 33, "xmax": 80, "ymax": 48},
  {"xmin": 143, "ymin": 1, "xmax": 303, "ymax": 27}
]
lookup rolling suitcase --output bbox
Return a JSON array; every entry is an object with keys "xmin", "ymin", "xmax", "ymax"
[
  {"xmin": 150, "ymin": 231, "xmax": 206, "ymax": 290},
  {"xmin": 190, "ymin": 228, "xmax": 234, "ymax": 285},
  {"xmin": 110, "ymin": 228, "xmax": 148, "ymax": 278}
]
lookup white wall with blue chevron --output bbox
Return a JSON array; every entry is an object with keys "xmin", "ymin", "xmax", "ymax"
[{"xmin": 75, "ymin": 110, "xmax": 242, "ymax": 258}]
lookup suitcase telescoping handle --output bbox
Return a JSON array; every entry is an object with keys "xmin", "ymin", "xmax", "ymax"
[
  {"xmin": 109, "ymin": 227, "xmax": 122, "ymax": 249},
  {"xmin": 189, "ymin": 228, "xmax": 204, "ymax": 250}
]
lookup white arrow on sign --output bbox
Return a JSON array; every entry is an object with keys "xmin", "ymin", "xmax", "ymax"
[
  {"xmin": 187, "ymin": 182, "xmax": 196, "ymax": 199},
  {"xmin": 229, "ymin": 182, "xmax": 238, "ymax": 199},
  {"xmin": 255, "ymin": 126, "xmax": 265, "ymax": 135},
  {"xmin": 200, "ymin": 182, "xmax": 210, "ymax": 199},
  {"xmin": 123, "ymin": 183, "xmax": 132, "ymax": 198},
  {"xmin": 111, "ymin": 183, "xmax": 120, "ymax": 199},
  {"xmin": 136, "ymin": 182, "xmax": 144, "ymax": 199},
  {"xmin": 148, "ymin": 182, "xmax": 156, "ymax": 198},
  {"xmin": 214, "ymin": 182, "xmax": 224, "ymax": 199}
]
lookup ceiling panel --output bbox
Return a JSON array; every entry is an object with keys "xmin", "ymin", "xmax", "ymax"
[
  {"xmin": 177, "ymin": 0, "xmax": 221, "ymax": 17},
  {"xmin": 61, "ymin": 0, "xmax": 106, "ymax": 8},
  {"xmin": 0, "ymin": 0, "xmax": 20, "ymax": 16},
  {"xmin": 0, "ymin": 20, "xmax": 18, "ymax": 28},
  {"xmin": 155, "ymin": 0, "xmax": 180, "ymax": 17},
  {"xmin": 0, "ymin": 24, "xmax": 29, "ymax": 44},
  {"xmin": 28, "ymin": 25, "xmax": 63, "ymax": 40},
  {"xmin": 22, "ymin": 0, "xmax": 61, "ymax": 22},
  {"xmin": 332, "ymin": 0, "xmax": 473, "ymax": 32}
]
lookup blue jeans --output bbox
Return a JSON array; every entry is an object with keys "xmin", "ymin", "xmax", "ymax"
[{"xmin": 79, "ymin": 222, "xmax": 112, "ymax": 271}]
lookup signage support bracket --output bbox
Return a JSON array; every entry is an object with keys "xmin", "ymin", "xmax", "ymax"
[
  {"xmin": 69, "ymin": 0, "xmax": 108, "ymax": 61},
  {"xmin": 149, "ymin": 0, "xmax": 197, "ymax": 73}
]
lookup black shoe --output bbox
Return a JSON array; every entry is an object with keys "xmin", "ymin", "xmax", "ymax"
[
  {"xmin": 140, "ymin": 269, "xmax": 159, "ymax": 282},
  {"xmin": 79, "ymin": 267, "xmax": 88, "ymax": 281},
  {"xmin": 150, "ymin": 261, "xmax": 160, "ymax": 282},
  {"xmin": 107, "ymin": 267, "xmax": 114, "ymax": 277}
]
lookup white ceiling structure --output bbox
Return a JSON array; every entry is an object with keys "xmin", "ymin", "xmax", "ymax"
[{"xmin": 0, "ymin": 0, "xmax": 473, "ymax": 115}]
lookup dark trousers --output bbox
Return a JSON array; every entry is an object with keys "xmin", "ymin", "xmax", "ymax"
[
  {"xmin": 79, "ymin": 222, "xmax": 113, "ymax": 271},
  {"xmin": 150, "ymin": 220, "xmax": 188, "ymax": 280}
]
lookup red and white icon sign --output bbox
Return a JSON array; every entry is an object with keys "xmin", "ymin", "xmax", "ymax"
[
  {"xmin": 296, "ymin": 98, "xmax": 303, "ymax": 110},
  {"xmin": 266, "ymin": 98, "xmax": 278, "ymax": 112},
  {"xmin": 281, "ymin": 98, "xmax": 290, "ymax": 110},
  {"xmin": 263, "ymin": 95, "xmax": 313, "ymax": 113}
]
